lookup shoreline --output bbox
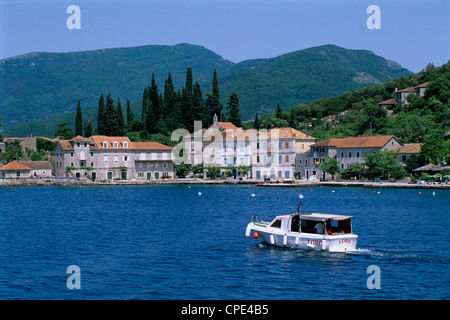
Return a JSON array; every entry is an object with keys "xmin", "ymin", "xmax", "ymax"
[{"xmin": 1, "ymin": 178, "xmax": 449, "ymax": 189}]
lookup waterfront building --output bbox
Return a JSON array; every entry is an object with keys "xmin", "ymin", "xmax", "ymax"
[
  {"xmin": 296, "ymin": 135, "xmax": 403, "ymax": 180},
  {"xmin": 54, "ymin": 135, "xmax": 173, "ymax": 181},
  {"xmin": 252, "ymin": 127, "xmax": 315, "ymax": 180}
]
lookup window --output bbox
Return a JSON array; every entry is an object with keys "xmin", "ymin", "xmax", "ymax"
[
  {"xmin": 302, "ymin": 144, "xmax": 304, "ymax": 149},
  {"xmin": 90, "ymin": 152, "xmax": 94, "ymax": 157},
  {"xmin": 357, "ymin": 152, "xmax": 360, "ymax": 158},
  {"xmin": 279, "ymin": 155, "xmax": 282, "ymax": 163},
  {"xmin": 285, "ymin": 155, "xmax": 289, "ymax": 162},
  {"xmin": 279, "ymin": 141, "xmax": 282, "ymax": 150},
  {"xmin": 90, "ymin": 162, "xmax": 94, "ymax": 167},
  {"xmin": 270, "ymin": 219, "xmax": 282, "ymax": 228},
  {"xmin": 103, "ymin": 141, "xmax": 108, "ymax": 148},
  {"xmin": 70, "ymin": 162, "xmax": 74, "ymax": 167},
  {"xmin": 84, "ymin": 143, "xmax": 87, "ymax": 147},
  {"xmin": 70, "ymin": 152, "xmax": 73, "ymax": 157},
  {"xmin": 163, "ymin": 162, "xmax": 168, "ymax": 168},
  {"xmin": 305, "ymin": 160, "xmax": 308, "ymax": 165},
  {"xmin": 113, "ymin": 141, "xmax": 118, "ymax": 148},
  {"xmin": 123, "ymin": 141, "xmax": 128, "ymax": 148},
  {"xmin": 256, "ymin": 156, "xmax": 260, "ymax": 163},
  {"xmin": 123, "ymin": 156, "xmax": 128, "ymax": 161},
  {"xmin": 341, "ymin": 152, "xmax": 344, "ymax": 158},
  {"xmin": 285, "ymin": 141, "xmax": 289, "ymax": 148},
  {"xmin": 349, "ymin": 152, "xmax": 352, "ymax": 158},
  {"xmin": 114, "ymin": 156, "xmax": 119, "ymax": 162},
  {"xmin": 104, "ymin": 156, "xmax": 108, "ymax": 162},
  {"xmin": 16, "ymin": 171, "xmax": 20, "ymax": 177},
  {"xmin": 285, "ymin": 171, "xmax": 290, "ymax": 178},
  {"xmin": 77, "ymin": 143, "xmax": 80, "ymax": 147},
  {"xmin": 341, "ymin": 163, "xmax": 344, "ymax": 169},
  {"xmin": 299, "ymin": 160, "xmax": 302, "ymax": 165}
]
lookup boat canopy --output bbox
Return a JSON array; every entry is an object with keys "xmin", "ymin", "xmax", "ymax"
[{"xmin": 299, "ymin": 213, "xmax": 353, "ymax": 221}]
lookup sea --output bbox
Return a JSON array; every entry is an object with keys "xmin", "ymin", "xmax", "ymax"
[{"xmin": 0, "ymin": 184, "xmax": 449, "ymax": 300}]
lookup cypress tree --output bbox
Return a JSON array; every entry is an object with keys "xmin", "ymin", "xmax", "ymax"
[
  {"xmin": 97, "ymin": 93, "xmax": 106, "ymax": 135},
  {"xmin": 275, "ymin": 103, "xmax": 283, "ymax": 119},
  {"xmin": 75, "ymin": 99, "xmax": 83, "ymax": 136},
  {"xmin": 254, "ymin": 113, "xmax": 260, "ymax": 130},
  {"xmin": 181, "ymin": 67, "xmax": 194, "ymax": 131},
  {"xmin": 126, "ymin": 100, "xmax": 134, "ymax": 123},
  {"xmin": 206, "ymin": 68, "xmax": 223, "ymax": 121},
  {"xmin": 192, "ymin": 82, "xmax": 209, "ymax": 125},
  {"xmin": 104, "ymin": 93, "xmax": 117, "ymax": 136},
  {"xmin": 84, "ymin": 120, "xmax": 93, "ymax": 137},
  {"xmin": 226, "ymin": 92, "xmax": 242, "ymax": 127},
  {"xmin": 116, "ymin": 97, "xmax": 125, "ymax": 136}
]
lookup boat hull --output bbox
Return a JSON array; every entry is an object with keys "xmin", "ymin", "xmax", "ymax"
[{"xmin": 246, "ymin": 223, "xmax": 358, "ymax": 252}]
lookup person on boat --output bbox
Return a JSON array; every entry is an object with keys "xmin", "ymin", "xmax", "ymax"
[{"xmin": 314, "ymin": 222, "xmax": 325, "ymax": 234}]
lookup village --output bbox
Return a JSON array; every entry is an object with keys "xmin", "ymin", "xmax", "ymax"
[{"xmin": 1, "ymin": 88, "xmax": 449, "ymax": 189}]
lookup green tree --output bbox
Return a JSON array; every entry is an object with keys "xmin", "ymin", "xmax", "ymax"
[
  {"xmin": 206, "ymin": 68, "xmax": 223, "ymax": 121},
  {"xmin": 319, "ymin": 155, "xmax": 341, "ymax": 179},
  {"xmin": 55, "ymin": 122, "xmax": 75, "ymax": 139},
  {"xmin": 126, "ymin": 100, "xmax": 134, "ymax": 123},
  {"xmin": 275, "ymin": 103, "xmax": 283, "ymax": 119},
  {"xmin": 116, "ymin": 97, "xmax": 125, "ymax": 136},
  {"xmin": 206, "ymin": 166, "xmax": 221, "ymax": 179},
  {"xmin": 340, "ymin": 162, "xmax": 365, "ymax": 180},
  {"xmin": 226, "ymin": 92, "xmax": 242, "ymax": 127},
  {"xmin": 421, "ymin": 130, "xmax": 449, "ymax": 165},
  {"xmin": 84, "ymin": 120, "xmax": 93, "ymax": 137},
  {"xmin": 75, "ymin": 99, "xmax": 83, "ymax": 136},
  {"xmin": 192, "ymin": 82, "xmax": 209, "ymax": 125},
  {"xmin": 103, "ymin": 93, "xmax": 118, "ymax": 136},
  {"xmin": 97, "ymin": 93, "xmax": 106, "ymax": 135},
  {"xmin": 254, "ymin": 113, "xmax": 260, "ymax": 130},
  {"xmin": 364, "ymin": 151, "xmax": 406, "ymax": 180},
  {"xmin": 31, "ymin": 150, "xmax": 43, "ymax": 161}
]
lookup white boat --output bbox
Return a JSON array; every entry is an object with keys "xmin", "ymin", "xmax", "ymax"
[{"xmin": 245, "ymin": 195, "xmax": 358, "ymax": 252}]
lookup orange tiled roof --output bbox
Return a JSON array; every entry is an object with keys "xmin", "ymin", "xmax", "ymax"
[
  {"xmin": 259, "ymin": 127, "xmax": 315, "ymax": 140},
  {"xmin": 217, "ymin": 122, "xmax": 239, "ymax": 130},
  {"xmin": 58, "ymin": 140, "xmax": 74, "ymax": 151},
  {"xmin": 133, "ymin": 142, "xmax": 172, "ymax": 150},
  {"xmin": 397, "ymin": 87, "xmax": 415, "ymax": 92},
  {"xmin": 17, "ymin": 161, "xmax": 52, "ymax": 169},
  {"xmin": 312, "ymin": 136, "xmax": 399, "ymax": 149},
  {"xmin": 69, "ymin": 135, "xmax": 92, "ymax": 142},
  {"xmin": 0, "ymin": 161, "xmax": 32, "ymax": 171},
  {"xmin": 311, "ymin": 138, "xmax": 345, "ymax": 147},
  {"xmin": 91, "ymin": 136, "xmax": 134, "ymax": 150},
  {"xmin": 394, "ymin": 143, "xmax": 422, "ymax": 154},
  {"xmin": 414, "ymin": 82, "xmax": 429, "ymax": 88},
  {"xmin": 378, "ymin": 99, "xmax": 398, "ymax": 105}
]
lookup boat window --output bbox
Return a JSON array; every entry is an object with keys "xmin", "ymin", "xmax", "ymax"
[
  {"xmin": 300, "ymin": 220, "xmax": 319, "ymax": 234},
  {"xmin": 291, "ymin": 215, "xmax": 300, "ymax": 232},
  {"xmin": 270, "ymin": 219, "xmax": 282, "ymax": 228}
]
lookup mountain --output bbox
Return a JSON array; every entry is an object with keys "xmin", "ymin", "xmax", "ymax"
[{"xmin": 0, "ymin": 43, "xmax": 412, "ymax": 136}]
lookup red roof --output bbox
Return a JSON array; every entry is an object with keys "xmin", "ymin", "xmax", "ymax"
[
  {"xmin": 312, "ymin": 136, "xmax": 398, "ymax": 149},
  {"xmin": 132, "ymin": 142, "xmax": 172, "ymax": 150},
  {"xmin": 0, "ymin": 161, "xmax": 32, "ymax": 171}
]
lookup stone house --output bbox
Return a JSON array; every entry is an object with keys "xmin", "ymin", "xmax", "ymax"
[
  {"xmin": 0, "ymin": 161, "xmax": 32, "ymax": 178},
  {"xmin": 252, "ymin": 127, "xmax": 315, "ymax": 180},
  {"xmin": 296, "ymin": 135, "xmax": 403, "ymax": 180},
  {"xmin": 54, "ymin": 135, "xmax": 173, "ymax": 181},
  {"xmin": 393, "ymin": 143, "xmax": 422, "ymax": 165},
  {"xmin": 18, "ymin": 161, "xmax": 53, "ymax": 177}
]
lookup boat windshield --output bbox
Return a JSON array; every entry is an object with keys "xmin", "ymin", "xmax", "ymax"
[{"xmin": 297, "ymin": 214, "xmax": 352, "ymax": 234}]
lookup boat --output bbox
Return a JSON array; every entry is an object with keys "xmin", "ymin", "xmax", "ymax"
[
  {"xmin": 254, "ymin": 182, "xmax": 265, "ymax": 186},
  {"xmin": 245, "ymin": 195, "xmax": 358, "ymax": 252}
]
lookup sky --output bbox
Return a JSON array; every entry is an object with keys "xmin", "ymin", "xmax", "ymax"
[{"xmin": 0, "ymin": 0, "xmax": 449, "ymax": 73}]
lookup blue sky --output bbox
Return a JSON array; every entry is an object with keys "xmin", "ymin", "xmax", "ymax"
[{"xmin": 0, "ymin": 0, "xmax": 448, "ymax": 72}]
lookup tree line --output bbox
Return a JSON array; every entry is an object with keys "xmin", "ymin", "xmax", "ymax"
[{"xmin": 61, "ymin": 68, "xmax": 242, "ymax": 142}]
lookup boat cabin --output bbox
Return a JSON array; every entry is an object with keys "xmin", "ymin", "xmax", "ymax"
[{"xmin": 269, "ymin": 213, "xmax": 353, "ymax": 235}]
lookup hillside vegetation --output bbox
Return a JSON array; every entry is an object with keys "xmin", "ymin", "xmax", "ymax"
[{"xmin": 0, "ymin": 43, "xmax": 412, "ymax": 136}]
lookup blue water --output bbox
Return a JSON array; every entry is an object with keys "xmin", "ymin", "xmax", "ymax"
[{"xmin": 0, "ymin": 185, "xmax": 449, "ymax": 300}]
